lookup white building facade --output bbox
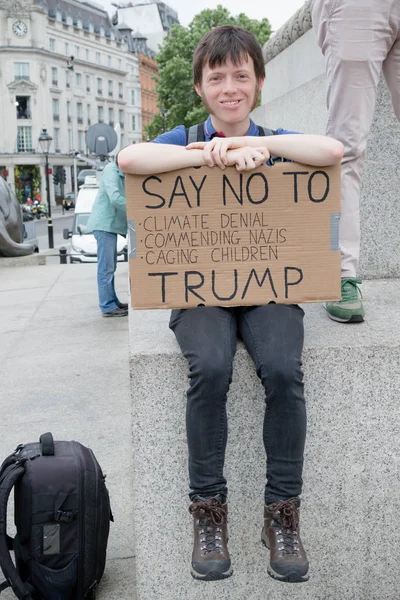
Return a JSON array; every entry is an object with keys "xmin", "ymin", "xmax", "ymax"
[{"xmin": 0, "ymin": 0, "xmax": 142, "ymax": 204}]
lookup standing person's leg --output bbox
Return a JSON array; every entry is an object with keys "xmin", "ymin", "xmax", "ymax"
[
  {"xmin": 239, "ymin": 303, "xmax": 308, "ymax": 583},
  {"xmin": 312, "ymin": 0, "xmax": 395, "ymax": 322},
  {"xmin": 93, "ymin": 230, "xmax": 126, "ymax": 316},
  {"xmin": 169, "ymin": 306, "xmax": 237, "ymax": 581},
  {"xmin": 382, "ymin": 11, "xmax": 400, "ymax": 121}
]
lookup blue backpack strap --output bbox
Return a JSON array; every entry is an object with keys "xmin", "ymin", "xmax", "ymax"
[{"xmin": 185, "ymin": 123, "xmax": 205, "ymax": 144}]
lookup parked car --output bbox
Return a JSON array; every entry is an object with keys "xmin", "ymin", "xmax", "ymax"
[
  {"xmin": 63, "ymin": 175, "xmax": 127, "ymax": 264},
  {"xmin": 62, "ymin": 192, "xmax": 75, "ymax": 211}
]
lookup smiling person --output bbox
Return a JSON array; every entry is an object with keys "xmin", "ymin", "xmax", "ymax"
[{"xmin": 118, "ymin": 25, "xmax": 343, "ymax": 583}]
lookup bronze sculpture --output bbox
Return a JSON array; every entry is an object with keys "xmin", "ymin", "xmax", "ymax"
[{"xmin": 0, "ymin": 176, "xmax": 35, "ymax": 257}]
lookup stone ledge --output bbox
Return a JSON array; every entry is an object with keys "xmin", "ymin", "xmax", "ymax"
[
  {"xmin": 129, "ymin": 280, "xmax": 400, "ymax": 599},
  {"xmin": 0, "ymin": 254, "xmax": 46, "ymax": 268}
]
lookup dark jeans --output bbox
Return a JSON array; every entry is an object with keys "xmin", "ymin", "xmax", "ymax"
[
  {"xmin": 169, "ymin": 304, "xmax": 306, "ymax": 504},
  {"xmin": 93, "ymin": 230, "xmax": 120, "ymax": 314}
]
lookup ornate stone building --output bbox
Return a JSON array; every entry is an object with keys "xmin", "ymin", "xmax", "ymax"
[{"xmin": 0, "ymin": 0, "xmax": 142, "ymax": 204}]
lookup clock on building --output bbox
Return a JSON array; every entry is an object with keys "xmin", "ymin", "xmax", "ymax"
[{"xmin": 12, "ymin": 21, "xmax": 28, "ymax": 37}]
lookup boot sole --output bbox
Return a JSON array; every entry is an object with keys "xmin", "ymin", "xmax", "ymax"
[
  {"xmin": 190, "ymin": 565, "xmax": 233, "ymax": 581},
  {"xmin": 261, "ymin": 531, "xmax": 309, "ymax": 583}
]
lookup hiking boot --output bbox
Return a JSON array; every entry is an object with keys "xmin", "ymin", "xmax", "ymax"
[
  {"xmin": 102, "ymin": 307, "xmax": 128, "ymax": 317},
  {"xmin": 326, "ymin": 277, "xmax": 365, "ymax": 323},
  {"xmin": 189, "ymin": 496, "xmax": 232, "ymax": 581},
  {"xmin": 262, "ymin": 497, "xmax": 309, "ymax": 583},
  {"xmin": 118, "ymin": 302, "xmax": 129, "ymax": 310}
]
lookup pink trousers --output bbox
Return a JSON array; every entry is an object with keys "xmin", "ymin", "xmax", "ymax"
[{"xmin": 312, "ymin": 0, "xmax": 400, "ymax": 277}]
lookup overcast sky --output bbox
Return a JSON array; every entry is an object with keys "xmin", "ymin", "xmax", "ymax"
[{"xmin": 97, "ymin": 0, "xmax": 307, "ymax": 32}]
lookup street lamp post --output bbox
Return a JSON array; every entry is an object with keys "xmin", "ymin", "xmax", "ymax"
[{"xmin": 38, "ymin": 128, "xmax": 54, "ymax": 249}]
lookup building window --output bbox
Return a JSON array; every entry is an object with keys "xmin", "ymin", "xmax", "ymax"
[
  {"xmin": 87, "ymin": 104, "xmax": 91, "ymax": 125},
  {"xmin": 119, "ymin": 109, "xmax": 124, "ymax": 128},
  {"xmin": 86, "ymin": 48, "xmax": 89, "ymax": 61},
  {"xmin": 14, "ymin": 63, "xmax": 30, "ymax": 80},
  {"xmin": 108, "ymin": 107, "xmax": 114, "ymax": 126},
  {"xmin": 16, "ymin": 96, "xmax": 31, "ymax": 119},
  {"xmin": 75, "ymin": 45, "xmax": 80, "ymax": 58},
  {"xmin": 120, "ymin": 133, "xmax": 124, "ymax": 148},
  {"xmin": 118, "ymin": 82, "xmax": 123, "ymax": 99},
  {"xmin": 96, "ymin": 52, "xmax": 101, "ymax": 65},
  {"xmin": 98, "ymin": 106, "xmax": 104, "ymax": 122},
  {"xmin": 65, "ymin": 42, "xmax": 69, "ymax": 55},
  {"xmin": 131, "ymin": 89, "xmax": 135, "ymax": 105},
  {"xmin": 76, "ymin": 73, "xmax": 81, "ymax": 88},
  {"xmin": 67, "ymin": 101, "xmax": 71, "ymax": 122},
  {"xmin": 86, "ymin": 74, "xmax": 90, "ymax": 92},
  {"xmin": 77, "ymin": 102, "xmax": 83, "ymax": 124},
  {"xmin": 131, "ymin": 115, "xmax": 136, "ymax": 131},
  {"xmin": 108, "ymin": 80, "xmax": 113, "ymax": 97},
  {"xmin": 78, "ymin": 130, "xmax": 84, "ymax": 152},
  {"xmin": 107, "ymin": 55, "xmax": 112, "ymax": 67},
  {"xmin": 54, "ymin": 128, "xmax": 60, "ymax": 152},
  {"xmin": 97, "ymin": 78, "xmax": 102, "ymax": 95},
  {"xmin": 49, "ymin": 38, "xmax": 55, "ymax": 52},
  {"xmin": 118, "ymin": 58, "xmax": 122, "ymax": 70},
  {"xmin": 68, "ymin": 129, "xmax": 73, "ymax": 151},
  {"xmin": 17, "ymin": 126, "xmax": 32, "ymax": 152},
  {"xmin": 51, "ymin": 67, "xmax": 58, "ymax": 86},
  {"xmin": 52, "ymin": 98, "xmax": 60, "ymax": 121},
  {"xmin": 66, "ymin": 70, "xmax": 70, "ymax": 88}
]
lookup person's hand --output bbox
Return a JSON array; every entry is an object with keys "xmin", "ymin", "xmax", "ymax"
[
  {"xmin": 186, "ymin": 137, "xmax": 246, "ymax": 169},
  {"xmin": 225, "ymin": 146, "xmax": 270, "ymax": 171}
]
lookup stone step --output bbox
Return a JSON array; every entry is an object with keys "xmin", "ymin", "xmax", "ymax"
[{"xmin": 129, "ymin": 279, "xmax": 400, "ymax": 599}]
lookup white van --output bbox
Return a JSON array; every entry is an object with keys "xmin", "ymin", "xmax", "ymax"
[{"xmin": 63, "ymin": 176, "xmax": 127, "ymax": 263}]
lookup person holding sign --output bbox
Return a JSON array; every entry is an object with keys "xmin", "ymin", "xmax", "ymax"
[
  {"xmin": 312, "ymin": 0, "xmax": 400, "ymax": 322},
  {"xmin": 118, "ymin": 26, "xmax": 343, "ymax": 584}
]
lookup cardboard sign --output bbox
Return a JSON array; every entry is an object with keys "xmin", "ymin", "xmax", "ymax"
[{"xmin": 125, "ymin": 162, "xmax": 341, "ymax": 309}]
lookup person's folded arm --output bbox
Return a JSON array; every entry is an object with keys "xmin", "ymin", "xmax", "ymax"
[
  {"xmin": 118, "ymin": 142, "xmax": 206, "ymax": 174},
  {"xmin": 240, "ymin": 134, "xmax": 344, "ymax": 166}
]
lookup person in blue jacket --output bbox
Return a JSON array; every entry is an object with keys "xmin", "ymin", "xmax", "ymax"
[
  {"xmin": 87, "ymin": 161, "xmax": 128, "ymax": 317},
  {"xmin": 118, "ymin": 26, "xmax": 343, "ymax": 583}
]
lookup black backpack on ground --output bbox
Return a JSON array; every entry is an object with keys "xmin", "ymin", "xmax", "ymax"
[{"xmin": 0, "ymin": 433, "xmax": 113, "ymax": 599}]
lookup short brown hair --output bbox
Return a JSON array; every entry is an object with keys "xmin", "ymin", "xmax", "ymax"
[{"xmin": 193, "ymin": 26, "xmax": 265, "ymax": 85}]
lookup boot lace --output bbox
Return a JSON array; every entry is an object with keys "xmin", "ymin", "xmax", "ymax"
[
  {"xmin": 268, "ymin": 498, "xmax": 300, "ymax": 556},
  {"xmin": 189, "ymin": 498, "xmax": 226, "ymax": 556}
]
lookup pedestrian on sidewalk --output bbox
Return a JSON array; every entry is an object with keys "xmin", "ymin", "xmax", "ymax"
[
  {"xmin": 312, "ymin": 0, "xmax": 400, "ymax": 322},
  {"xmin": 118, "ymin": 25, "xmax": 343, "ymax": 582},
  {"xmin": 87, "ymin": 161, "xmax": 128, "ymax": 317}
]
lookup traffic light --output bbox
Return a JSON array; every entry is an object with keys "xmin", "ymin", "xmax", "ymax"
[
  {"xmin": 62, "ymin": 168, "xmax": 67, "ymax": 184},
  {"xmin": 53, "ymin": 172, "xmax": 59, "ymax": 185}
]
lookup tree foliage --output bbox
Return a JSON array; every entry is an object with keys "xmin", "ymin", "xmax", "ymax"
[{"xmin": 145, "ymin": 6, "xmax": 272, "ymax": 139}]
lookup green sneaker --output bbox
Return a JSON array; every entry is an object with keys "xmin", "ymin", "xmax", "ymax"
[{"xmin": 325, "ymin": 278, "xmax": 365, "ymax": 323}]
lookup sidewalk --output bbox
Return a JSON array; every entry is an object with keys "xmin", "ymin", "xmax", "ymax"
[{"xmin": 0, "ymin": 262, "xmax": 135, "ymax": 599}]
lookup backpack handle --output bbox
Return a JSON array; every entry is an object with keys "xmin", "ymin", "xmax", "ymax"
[
  {"xmin": 39, "ymin": 432, "xmax": 55, "ymax": 456},
  {"xmin": 0, "ymin": 463, "xmax": 34, "ymax": 599}
]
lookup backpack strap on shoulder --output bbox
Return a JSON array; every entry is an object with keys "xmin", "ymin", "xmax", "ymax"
[
  {"xmin": 257, "ymin": 125, "xmax": 277, "ymax": 137},
  {"xmin": 257, "ymin": 125, "xmax": 283, "ymax": 165},
  {"xmin": 0, "ymin": 462, "xmax": 34, "ymax": 599},
  {"xmin": 185, "ymin": 123, "xmax": 205, "ymax": 145}
]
